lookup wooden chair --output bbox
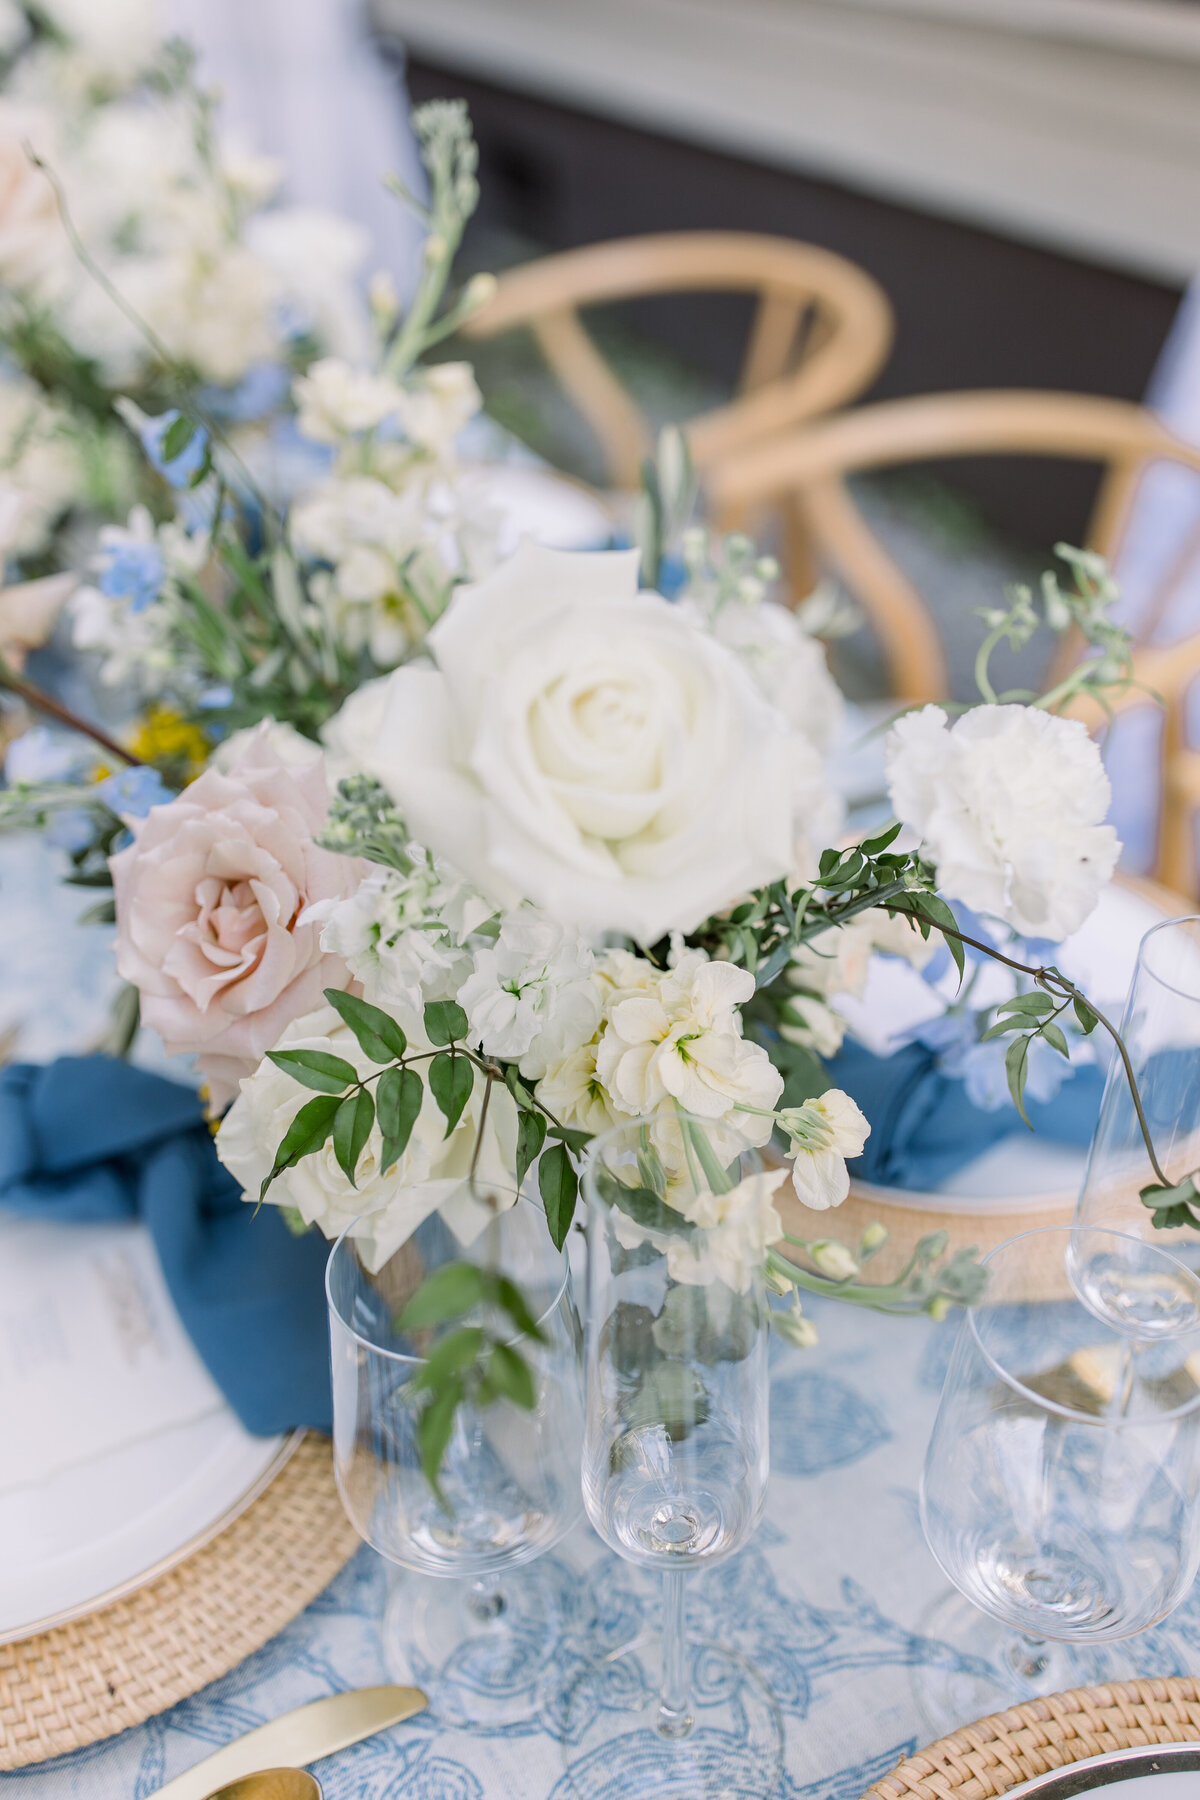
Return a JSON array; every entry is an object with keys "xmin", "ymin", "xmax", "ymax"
[
  {"xmin": 461, "ymin": 231, "xmax": 894, "ymax": 491},
  {"xmin": 709, "ymin": 389, "xmax": 1200, "ymax": 891}
]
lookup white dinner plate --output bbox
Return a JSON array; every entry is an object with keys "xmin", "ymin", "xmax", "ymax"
[
  {"xmin": 0, "ymin": 1216, "xmax": 295, "ymax": 1643},
  {"xmin": 1004, "ymin": 1742, "xmax": 1200, "ymax": 1795}
]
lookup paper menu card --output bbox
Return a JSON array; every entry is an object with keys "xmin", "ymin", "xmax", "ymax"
[{"xmin": 0, "ymin": 1217, "xmax": 223, "ymax": 1493}]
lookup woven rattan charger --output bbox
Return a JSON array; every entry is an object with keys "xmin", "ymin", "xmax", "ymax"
[
  {"xmin": 863, "ymin": 1678, "xmax": 1200, "ymax": 1798},
  {"xmin": 0, "ymin": 1434, "xmax": 360, "ymax": 1771}
]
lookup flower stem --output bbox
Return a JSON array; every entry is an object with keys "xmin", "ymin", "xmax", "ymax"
[{"xmin": 0, "ymin": 659, "xmax": 143, "ymax": 767}]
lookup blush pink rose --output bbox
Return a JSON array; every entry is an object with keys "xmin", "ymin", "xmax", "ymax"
[{"xmin": 111, "ymin": 726, "xmax": 363, "ymax": 1109}]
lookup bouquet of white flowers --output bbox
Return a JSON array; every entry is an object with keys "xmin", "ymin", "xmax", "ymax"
[{"xmin": 2, "ymin": 93, "xmax": 1186, "ymax": 1486}]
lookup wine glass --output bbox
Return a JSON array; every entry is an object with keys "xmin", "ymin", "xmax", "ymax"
[
  {"xmin": 326, "ymin": 1189, "xmax": 584, "ymax": 1729},
  {"xmin": 915, "ymin": 1224, "xmax": 1200, "ymax": 1737},
  {"xmin": 560, "ymin": 1112, "xmax": 784, "ymax": 1799},
  {"xmin": 1072, "ymin": 916, "xmax": 1200, "ymax": 1334}
]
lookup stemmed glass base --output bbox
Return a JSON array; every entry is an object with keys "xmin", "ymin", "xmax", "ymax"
[
  {"xmin": 911, "ymin": 1587, "xmax": 1132, "ymax": 1741},
  {"xmin": 382, "ymin": 1562, "xmax": 569, "ymax": 1730},
  {"xmin": 559, "ymin": 1633, "xmax": 784, "ymax": 1800}
]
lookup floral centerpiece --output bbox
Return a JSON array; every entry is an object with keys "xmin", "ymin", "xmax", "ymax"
[{"xmin": 2, "ymin": 97, "xmax": 1187, "ymax": 1482}]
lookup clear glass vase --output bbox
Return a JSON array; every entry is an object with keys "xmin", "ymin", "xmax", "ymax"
[
  {"xmin": 1072, "ymin": 915, "xmax": 1200, "ymax": 1333},
  {"xmin": 560, "ymin": 1112, "xmax": 783, "ymax": 1799},
  {"xmin": 326, "ymin": 1191, "xmax": 584, "ymax": 1728}
]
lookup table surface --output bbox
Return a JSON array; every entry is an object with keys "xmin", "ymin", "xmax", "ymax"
[{"xmin": 13, "ymin": 1286, "xmax": 1200, "ymax": 1800}]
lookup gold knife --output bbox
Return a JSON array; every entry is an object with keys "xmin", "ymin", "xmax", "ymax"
[{"xmin": 147, "ymin": 1686, "xmax": 428, "ymax": 1800}]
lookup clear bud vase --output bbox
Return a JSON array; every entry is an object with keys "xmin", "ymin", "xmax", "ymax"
[
  {"xmin": 1071, "ymin": 916, "xmax": 1200, "ymax": 1336},
  {"xmin": 560, "ymin": 1112, "xmax": 783, "ymax": 1800}
]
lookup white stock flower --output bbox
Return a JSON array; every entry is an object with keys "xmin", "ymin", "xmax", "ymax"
[
  {"xmin": 458, "ymin": 911, "xmax": 601, "ymax": 1076},
  {"xmin": 886, "ymin": 703, "xmax": 1119, "ymax": 940},
  {"xmin": 778, "ymin": 992, "xmax": 847, "ymax": 1058},
  {"xmin": 336, "ymin": 541, "xmax": 809, "ymax": 943},
  {"xmin": 0, "ymin": 374, "xmax": 81, "ymax": 555},
  {"xmin": 593, "ymin": 948, "xmax": 782, "ymax": 1131},
  {"xmin": 216, "ymin": 1003, "xmax": 520, "ymax": 1271},
  {"xmin": 293, "ymin": 358, "xmax": 406, "ymax": 444},
  {"xmin": 666, "ymin": 1167, "xmax": 789, "ymax": 1294},
  {"xmin": 393, "ymin": 361, "xmax": 481, "ymax": 459},
  {"xmin": 782, "ymin": 1089, "xmax": 870, "ymax": 1211},
  {"xmin": 310, "ymin": 856, "xmax": 486, "ymax": 1024},
  {"xmin": 245, "ymin": 206, "xmax": 371, "ymax": 364}
]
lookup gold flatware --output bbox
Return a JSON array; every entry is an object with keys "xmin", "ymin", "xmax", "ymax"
[
  {"xmin": 147, "ymin": 1686, "xmax": 427, "ymax": 1800},
  {"xmin": 205, "ymin": 1775, "xmax": 321, "ymax": 1800}
]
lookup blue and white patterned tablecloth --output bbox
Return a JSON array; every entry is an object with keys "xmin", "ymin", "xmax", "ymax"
[{"xmin": 13, "ymin": 1287, "xmax": 1200, "ymax": 1800}]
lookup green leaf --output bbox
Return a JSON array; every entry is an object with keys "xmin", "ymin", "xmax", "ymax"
[
  {"xmin": 538, "ymin": 1143, "xmax": 577, "ymax": 1249},
  {"xmin": 860, "ymin": 821, "xmax": 903, "ymax": 855},
  {"xmin": 409, "ymin": 1325, "xmax": 485, "ymax": 1394},
  {"xmin": 995, "ymin": 993, "xmax": 1055, "ymax": 1017},
  {"xmin": 1042, "ymin": 1022, "xmax": 1071, "ymax": 1059},
  {"xmin": 597, "ymin": 1171, "xmax": 686, "ymax": 1236},
  {"xmin": 323, "ymin": 988, "xmax": 408, "ymax": 1061},
  {"xmin": 1139, "ymin": 1176, "xmax": 1199, "ymax": 1211},
  {"xmin": 515, "ymin": 1109, "xmax": 547, "ymax": 1188},
  {"xmin": 1073, "ymin": 996, "xmax": 1099, "ymax": 1036},
  {"xmin": 261, "ymin": 1093, "xmax": 341, "ymax": 1198},
  {"xmin": 1005, "ymin": 1035, "xmax": 1033, "ymax": 1130},
  {"xmin": 377, "ymin": 1066, "xmax": 423, "ymax": 1172},
  {"xmin": 266, "ymin": 1048, "xmax": 357, "ymax": 1094},
  {"xmin": 485, "ymin": 1341, "xmax": 536, "ymax": 1409},
  {"xmin": 424, "ymin": 999, "xmax": 468, "ymax": 1045},
  {"xmin": 548, "ymin": 1124, "xmax": 592, "ymax": 1155},
  {"xmin": 503, "ymin": 1065, "xmax": 535, "ymax": 1108},
  {"xmin": 980, "ymin": 1016, "xmax": 1024, "ymax": 1041},
  {"xmin": 333, "ymin": 1088, "xmax": 375, "ymax": 1185},
  {"xmin": 417, "ymin": 1378, "xmax": 463, "ymax": 1501},
  {"xmin": 494, "ymin": 1275, "xmax": 547, "ymax": 1344},
  {"xmin": 429, "ymin": 1052, "xmax": 473, "ymax": 1137},
  {"xmin": 908, "ymin": 892, "xmax": 966, "ymax": 982},
  {"xmin": 625, "ymin": 1359, "xmax": 710, "ymax": 1441},
  {"xmin": 161, "ymin": 414, "xmax": 196, "ymax": 461},
  {"xmin": 397, "ymin": 1262, "xmax": 486, "ymax": 1331}
]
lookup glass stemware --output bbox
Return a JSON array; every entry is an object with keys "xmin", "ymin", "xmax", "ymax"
[
  {"xmin": 561, "ymin": 1112, "xmax": 783, "ymax": 1800},
  {"xmin": 326, "ymin": 1190, "xmax": 583, "ymax": 1729},
  {"xmin": 1072, "ymin": 916, "xmax": 1200, "ymax": 1333},
  {"xmin": 915, "ymin": 1224, "xmax": 1200, "ymax": 1738}
]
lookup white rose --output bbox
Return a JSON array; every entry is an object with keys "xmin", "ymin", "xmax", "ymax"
[
  {"xmin": 680, "ymin": 593, "xmax": 844, "ymax": 754},
  {"xmin": 216, "ymin": 1004, "xmax": 519, "ymax": 1271},
  {"xmin": 335, "ymin": 541, "xmax": 805, "ymax": 943},
  {"xmin": 886, "ymin": 703, "xmax": 1119, "ymax": 941}
]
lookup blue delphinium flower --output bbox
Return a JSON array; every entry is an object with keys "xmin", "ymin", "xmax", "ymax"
[
  {"xmin": 138, "ymin": 410, "xmax": 209, "ymax": 489},
  {"xmin": 98, "ymin": 536, "xmax": 166, "ymax": 615},
  {"xmin": 96, "ymin": 766, "xmax": 173, "ymax": 817}
]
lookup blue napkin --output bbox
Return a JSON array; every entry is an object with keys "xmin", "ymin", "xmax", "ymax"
[
  {"xmin": 0, "ymin": 1055, "xmax": 332, "ymax": 1435},
  {"xmin": 826, "ymin": 1037, "xmax": 1106, "ymax": 1191}
]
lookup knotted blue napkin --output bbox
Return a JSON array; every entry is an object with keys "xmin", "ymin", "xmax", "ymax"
[
  {"xmin": 0, "ymin": 1055, "xmax": 332, "ymax": 1434},
  {"xmin": 827, "ymin": 1036, "xmax": 1108, "ymax": 1188},
  {"xmin": 827, "ymin": 1037, "xmax": 1107, "ymax": 1191}
]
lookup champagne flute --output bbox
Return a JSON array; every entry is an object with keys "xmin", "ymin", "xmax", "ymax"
[{"xmin": 561, "ymin": 1112, "xmax": 783, "ymax": 1799}]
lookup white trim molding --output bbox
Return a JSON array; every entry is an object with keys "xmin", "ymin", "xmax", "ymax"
[{"xmin": 374, "ymin": 0, "xmax": 1200, "ymax": 283}]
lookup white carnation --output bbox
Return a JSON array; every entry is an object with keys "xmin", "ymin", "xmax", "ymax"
[{"xmin": 885, "ymin": 703, "xmax": 1119, "ymax": 940}]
